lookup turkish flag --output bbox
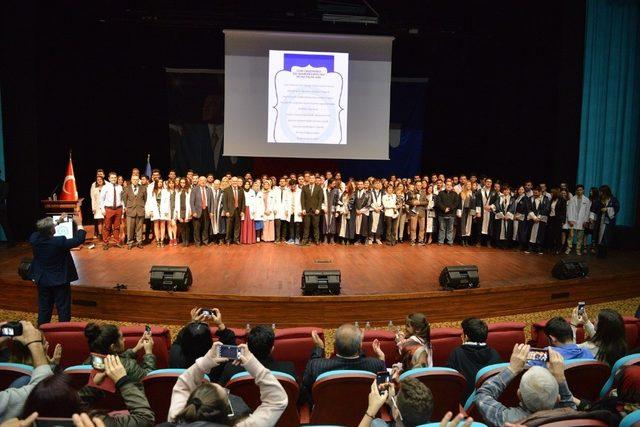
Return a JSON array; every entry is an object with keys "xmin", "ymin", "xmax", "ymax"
[{"xmin": 60, "ymin": 156, "xmax": 78, "ymax": 201}]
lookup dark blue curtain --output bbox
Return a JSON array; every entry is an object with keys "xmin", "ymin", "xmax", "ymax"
[{"xmin": 577, "ymin": 0, "xmax": 640, "ymax": 226}]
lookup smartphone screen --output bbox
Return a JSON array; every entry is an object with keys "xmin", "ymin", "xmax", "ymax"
[
  {"xmin": 145, "ymin": 325, "xmax": 151, "ymax": 334},
  {"xmin": 218, "ymin": 345, "xmax": 241, "ymax": 360},
  {"xmin": 376, "ymin": 371, "xmax": 390, "ymax": 394},
  {"xmin": 200, "ymin": 309, "xmax": 213, "ymax": 317},
  {"xmin": 91, "ymin": 353, "xmax": 106, "ymax": 371},
  {"xmin": 526, "ymin": 348, "xmax": 549, "ymax": 362},
  {"xmin": 0, "ymin": 326, "xmax": 14, "ymax": 337},
  {"xmin": 34, "ymin": 418, "xmax": 75, "ymax": 427},
  {"xmin": 578, "ymin": 302, "xmax": 586, "ymax": 315}
]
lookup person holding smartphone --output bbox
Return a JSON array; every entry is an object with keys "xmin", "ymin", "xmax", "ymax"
[
  {"xmin": 29, "ymin": 213, "xmax": 86, "ymax": 326},
  {"xmin": 167, "ymin": 342, "xmax": 287, "ymax": 426}
]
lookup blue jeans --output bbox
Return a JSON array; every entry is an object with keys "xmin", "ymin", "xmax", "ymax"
[
  {"xmin": 38, "ymin": 284, "xmax": 71, "ymax": 326},
  {"xmin": 438, "ymin": 215, "xmax": 454, "ymax": 244}
]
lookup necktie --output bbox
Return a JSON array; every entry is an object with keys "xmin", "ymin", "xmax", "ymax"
[
  {"xmin": 112, "ymin": 186, "xmax": 116, "ymax": 208},
  {"xmin": 133, "ymin": 186, "xmax": 138, "ymax": 196},
  {"xmin": 201, "ymin": 187, "xmax": 206, "ymax": 209},
  {"xmin": 233, "ymin": 188, "xmax": 238, "ymax": 208},
  {"xmin": 310, "ymin": 185, "xmax": 314, "ymax": 193}
]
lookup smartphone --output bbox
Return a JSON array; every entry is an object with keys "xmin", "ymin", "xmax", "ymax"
[
  {"xmin": 91, "ymin": 353, "xmax": 106, "ymax": 371},
  {"xmin": 217, "ymin": 344, "xmax": 241, "ymax": 360},
  {"xmin": 0, "ymin": 322, "xmax": 22, "ymax": 337},
  {"xmin": 526, "ymin": 348, "xmax": 549, "ymax": 363},
  {"xmin": 578, "ymin": 301, "xmax": 586, "ymax": 315},
  {"xmin": 34, "ymin": 418, "xmax": 75, "ymax": 427},
  {"xmin": 376, "ymin": 370, "xmax": 390, "ymax": 395},
  {"xmin": 145, "ymin": 325, "xmax": 152, "ymax": 334},
  {"xmin": 200, "ymin": 308, "xmax": 214, "ymax": 317}
]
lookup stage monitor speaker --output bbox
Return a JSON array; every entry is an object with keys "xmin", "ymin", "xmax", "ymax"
[
  {"xmin": 18, "ymin": 258, "xmax": 32, "ymax": 281},
  {"xmin": 301, "ymin": 270, "xmax": 341, "ymax": 295},
  {"xmin": 149, "ymin": 266, "xmax": 192, "ymax": 291},
  {"xmin": 552, "ymin": 260, "xmax": 588, "ymax": 280},
  {"xmin": 439, "ymin": 265, "xmax": 480, "ymax": 290}
]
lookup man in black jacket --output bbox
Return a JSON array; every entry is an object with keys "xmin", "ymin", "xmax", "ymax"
[
  {"xmin": 301, "ymin": 323, "xmax": 385, "ymax": 404},
  {"xmin": 29, "ymin": 213, "xmax": 86, "ymax": 325},
  {"xmin": 446, "ymin": 318, "xmax": 502, "ymax": 400},
  {"xmin": 216, "ymin": 324, "xmax": 297, "ymax": 386},
  {"xmin": 436, "ymin": 181, "xmax": 461, "ymax": 245}
]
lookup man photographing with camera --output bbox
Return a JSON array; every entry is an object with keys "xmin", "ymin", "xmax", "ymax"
[{"xmin": 29, "ymin": 213, "xmax": 86, "ymax": 325}]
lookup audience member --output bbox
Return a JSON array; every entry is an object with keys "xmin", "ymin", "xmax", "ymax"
[
  {"xmin": 21, "ymin": 355, "xmax": 154, "ymax": 427},
  {"xmin": 0, "ymin": 321, "xmax": 54, "ymax": 422},
  {"xmin": 358, "ymin": 377, "xmax": 434, "ymax": 427},
  {"xmin": 166, "ymin": 342, "xmax": 287, "ymax": 426},
  {"xmin": 216, "ymin": 324, "xmax": 296, "ymax": 386},
  {"xmin": 169, "ymin": 308, "xmax": 236, "ymax": 369},
  {"xmin": 84, "ymin": 323, "xmax": 156, "ymax": 383},
  {"xmin": 577, "ymin": 365, "xmax": 640, "ymax": 424},
  {"xmin": 571, "ymin": 307, "xmax": 627, "ymax": 366},
  {"xmin": 301, "ymin": 324, "xmax": 386, "ymax": 404},
  {"xmin": 540, "ymin": 317, "xmax": 594, "ymax": 365},
  {"xmin": 446, "ymin": 318, "xmax": 502, "ymax": 399},
  {"xmin": 476, "ymin": 344, "xmax": 577, "ymax": 427}
]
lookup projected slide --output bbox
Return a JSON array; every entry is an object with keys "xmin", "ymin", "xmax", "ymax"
[{"xmin": 267, "ymin": 50, "xmax": 348, "ymax": 145}]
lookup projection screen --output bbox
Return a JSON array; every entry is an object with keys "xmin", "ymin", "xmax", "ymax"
[{"xmin": 224, "ymin": 30, "xmax": 393, "ymax": 160}]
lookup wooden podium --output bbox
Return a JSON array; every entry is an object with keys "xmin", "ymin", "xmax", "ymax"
[{"xmin": 41, "ymin": 198, "xmax": 84, "ymax": 219}]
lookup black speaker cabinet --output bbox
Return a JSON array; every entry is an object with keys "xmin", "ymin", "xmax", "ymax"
[
  {"xmin": 552, "ymin": 259, "xmax": 588, "ymax": 280},
  {"xmin": 301, "ymin": 270, "xmax": 341, "ymax": 295},
  {"xmin": 18, "ymin": 258, "xmax": 32, "ymax": 281},
  {"xmin": 149, "ymin": 266, "xmax": 192, "ymax": 291},
  {"xmin": 439, "ymin": 265, "xmax": 480, "ymax": 289}
]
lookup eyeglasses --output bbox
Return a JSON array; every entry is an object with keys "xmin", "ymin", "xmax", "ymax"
[
  {"xmin": 226, "ymin": 388, "xmax": 235, "ymax": 418},
  {"xmin": 390, "ymin": 395, "xmax": 403, "ymax": 422}
]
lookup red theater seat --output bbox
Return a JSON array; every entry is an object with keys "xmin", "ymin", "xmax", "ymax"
[
  {"xmin": 362, "ymin": 330, "xmax": 399, "ymax": 368},
  {"xmin": 465, "ymin": 364, "xmax": 525, "ymax": 422},
  {"xmin": 564, "ymin": 360, "xmax": 610, "ymax": 402},
  {"xmin": 531, "ymin": 317, "xmax": 639, "ymax": 349},
  {"xmin": 272, "ymin": 327, "xmax": 324, "ymax": 380},
  {"xmin": 622, "ymin": 317, "xmax": 640, "ymax": 349},
  {"xmin": 530, "ymin": 319, "xmax": 585, "ymax": 348},
  {"xmin": 310, "ymin": 370, "xmax": 376, "ymax": 426},
  {"xmin": 487, "ymin": 322, "xmax": 526, "ymax": 361},
  {"xmin": 63, "ymin": 366, "xmax": 126, "ymax": 410},
  {"xmin": 431, "ymin": 327, "xmax": 462, "ymax": 366},
  {"xmin": 143, "ymin": 369, "xmax": 210, "ymax": 423},
  {"xmin": 226, "ymin": 371, "xmax": 299, "ymax": 427},
  {"xmin": 209, "ymin": 326, "xmax": 247, "ymax": 345},
  {"xmin": 0, "ymin": 363, "xmax": 33, "ymax": 390},
  {"xmin": 121, "ymin": 326, "xmax": 171, "ymax": 368},
  {"xmin": 40, "ymin": 322, "xmax": 89, "ymax": 369},
  {"xmin": 399, "ymin": 367, "xmax": 466, "ymax": 420}
]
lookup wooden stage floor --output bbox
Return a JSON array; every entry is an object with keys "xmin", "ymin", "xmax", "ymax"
[{"xmin": 2, "ymin": 241, "xmax": 639, "ymax": 327}]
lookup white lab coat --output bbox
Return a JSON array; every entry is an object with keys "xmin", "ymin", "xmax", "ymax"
[
  {"xmin": 147, "ymin": 188, "xmax": 171, "ymax": 221},
  {"xmin": 383, "ymin": 193, "xmax": 398, "ymax": 219},
  {"xmin": 290, "ymin": 189, "xmax": 303, "ymax": 223},
  {"xmin": 245, "ymin": 190, "xmax": 259, "ymax": 220},
  {"xmin": 258, "ymin": 190, "xmax": 277, "ymax": 221},
  {"xmin": 273, "ymin": 187, "xmax": 292, "ymax": 221},
  {"xmin": 173, "ymin": 190, "xmax": 192, "ymax": 221},
  {"xmin": 566, "ymin": 195, "xmax": 591, "ymax": 230}
]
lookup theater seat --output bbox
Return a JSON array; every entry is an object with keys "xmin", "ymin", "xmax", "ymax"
[
  {"xmin": 40, "ymin": 322, "xmax": 90, "ymax": 369},
  {"xmin": 227, "ymin": 371, "xmax": 299, "ymax": 427},
  {"xmin": 620, "ymin": 409, "xmax": 640, "ymax": 427},
  {"xmin": 486, "ymin": 322, "xmax": 526, "ymax": 361},
  {"xmin": 142, "ymin": 369, "xmax": 210, "ymax": 423},
  {"xmin": 418, "ymin": 422, "xmax": 488, "ymax": 427},
  {"xmin": 272, "ymin": 327, "xmax": 324, "ymax": 380},
  {"xmin": 564, "ymin": 359, "xmax": 610, "ymax": 402},
  {"xmin": 431, "ymin": 327, "xmax": 462, "ymax": 366},
  {"xmin": 310, "ymin": 370, "xmax": 376, "ymax": 426},
  {"xmin": 362, "ymin": 330, "xmax": 399, "ymax": 368},
  {"xmin": 0, "ymin": 363, "xmax": 33, "ymax": 390},
  {"xmin": 209, "ymin": 326, "xmax": 248, "ymax": 344},
  {"xmin": 600, "ymin": 353, "xmax": 640, "ymax": 398},
  {"xmin": 464, "ymin": 363, "xmax": 525, "ymax": 423},
  {"xmin": 399, "ymin": 367, "xmax": 466, "ymax": 420},
  {"xmin": 63, "ymin": 365, "xmax": 127, "ymax": 410},
  {"xmin": 121, "ymin": 326, "xmax": 171, "ymax": 368},
  {"xmin": 622, "ymin": 317, "xmax": 640, "ymax": 349},
  {"xmin": 530, "ymin": 319, "xmax": 585, "ymax": 348},
  {"xmin": 539, "ymin": 419, "xmax": 610, "ymax": 426}
]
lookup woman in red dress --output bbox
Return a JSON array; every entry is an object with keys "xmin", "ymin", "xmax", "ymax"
[{"xmin": 240, "ymin": 179, "xmax": 256, "ymax": 244}]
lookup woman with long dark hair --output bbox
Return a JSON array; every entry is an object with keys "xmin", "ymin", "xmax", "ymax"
[
  {"xmin": 572, "ymin": 307, "xmax": 627, "ymax": 366},
  {"xmin": 585, "ymin": 186, "xmax": 599, "ymax": 253},
  {"xmin": 547, "ymin": 188, "xmax": 567, "ymax": 254},
  {"xmin": 591, "ymin": 185, "xmax": 620, "ymax": 258}
]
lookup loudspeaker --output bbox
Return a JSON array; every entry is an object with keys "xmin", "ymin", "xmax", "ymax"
[
  {"xmin": 552, "ymin": 260, "xmax": 588, "ymax": 280},
  {"xmin": 149, "ymin": 266, "xmax": 192, "ymax": 291},
  {"xmin": 301, "ymin": 270, "xmax": 341, "ymax": 295},
  {"xmin": 18, "ymin": 258, "xmax": 32, "ymax": 281},
  {"xmin": 439, "ymin": 265, "xmax": 480, "ymax": 289}
]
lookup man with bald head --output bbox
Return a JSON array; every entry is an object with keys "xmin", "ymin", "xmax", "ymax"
[{"xmin": 301, "ymin": 323, "xmax": 386, "ymax": 404}]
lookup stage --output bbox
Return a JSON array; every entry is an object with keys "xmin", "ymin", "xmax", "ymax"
[{"xmin": 1, "ymin": 241, "xmax": 639, "ymax": 327}]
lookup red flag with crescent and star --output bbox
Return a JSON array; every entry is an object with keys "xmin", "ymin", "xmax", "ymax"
[{"xmin": 60, "ymin": 153, "xmax": 78, "ymax": 201}]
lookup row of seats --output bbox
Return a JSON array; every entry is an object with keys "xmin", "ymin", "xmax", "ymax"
[
  {"xmin": 36, "ymin": 317, "xmax": 640, "ymax": 377},
  {"xmin": 3, "ymin": 355, "xmax": 638, "ymax": 426}
]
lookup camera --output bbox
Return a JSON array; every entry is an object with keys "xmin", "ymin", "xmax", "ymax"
[
  {"xmin": 91, "ymin": 353, "xmax": 106, "ymax": 371},
  {"xmin": 0, "ymin": 322, "xmax": 23, "ymax": 337}
]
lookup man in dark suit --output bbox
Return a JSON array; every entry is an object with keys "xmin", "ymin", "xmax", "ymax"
[
  {"xmin": 222, "ymin": 176, "xmax": 245, "ymax": 245},
  {"xmin": 122, "ymin": 174, "xmax": 147, "ymax": 249},
  {"xmin": 301, "ymin": 323, "xmax": 386, "ymax": 404},
  {"xmin": 301, "ymin": 175, "xmax": 323, "ymax": 245},
  {"xmin": 190, "ymin": 176, "xmax": 214, "ymax": 246},
  {"xmin": 29, "ymin": 213, "xmax": 86, "ymax": 326},
  {"xmin": 215, "ymin": 324, "xmax": 296, "ymax": 386}
]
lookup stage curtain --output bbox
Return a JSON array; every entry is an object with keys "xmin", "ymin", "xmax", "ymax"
[{"xmin": 577, "ymin": 0, "xmax": 640, "ymax": 226}]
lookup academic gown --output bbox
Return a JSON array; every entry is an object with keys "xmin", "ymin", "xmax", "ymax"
[
  {"xmin": 492, "ymin": 195, "xmax": 517, "ymax": 241},
  {"xmin": 527, "ymin": 196, "xmax": 551, "ymax": 244},
  {"xmin": 369, "ymin": 189, "xmax": 385, "ymax": 236},
  {"xmin": 590, "ymin": 197, "xmax": 620, "ymax": 247},
  {"xmin": 478, "ymin": 188, "xmax": 499, "ymax": 236},
  {"xmin": 457, "ymin": 193, "xmax": 478, "ymax": 237},
  {"xmin": 354, "ymin": 190, "xmax": 371, "ymax": 236},
  {"xmin": 338, "ymin": 193, "xmax": 356, "ymax": 239},
  {"xmin": 210, "ymin": 189, "xmax": 226, "ymax": 235},
  {"xmin": 323, "ymin": 188, "xmax": 340, "ymax": 234},
  {"xmin": 512, "ymin": 195, "xmax": 530, "ymax": 244}
]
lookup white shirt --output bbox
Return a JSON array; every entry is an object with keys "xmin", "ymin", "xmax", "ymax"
[{"xmin": 100, "ymin": 182, "xmax": 123, "ymax": 210}]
